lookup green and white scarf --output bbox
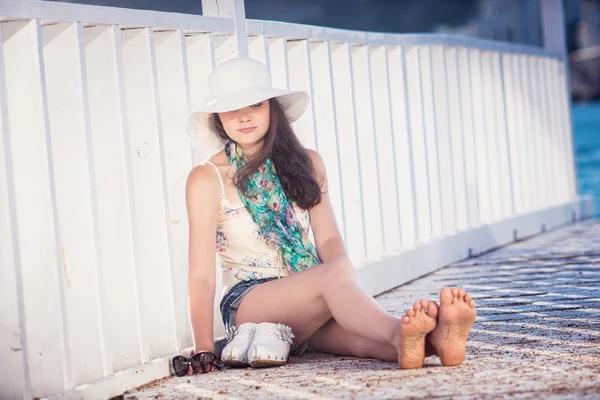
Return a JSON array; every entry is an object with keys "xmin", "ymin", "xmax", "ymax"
[{"xmin": 225, "ymin": 140, "xmax": 320, "ymax": 274}]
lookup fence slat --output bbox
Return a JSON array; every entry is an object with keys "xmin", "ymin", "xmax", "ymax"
[
  {"xmin": 287, "ymin": 40, "xmax": 318, "ymax": 151},
  {"xmin": 387, "ymin": 45, "xmax": 418, "ymax": 248},
  {"xmin": 42, "ymin": 20, "xmax": 107, "ymax": 385},
  {"xmin": 154, "ymin": 29, "xmax": 195, "ymax": 350},
  {"xmin": 480, "ymin": 51, "xmax": 503, "ymax": 222},
  {"xmin": 405, "ymin": 46, "xmax": 432, "ymax": 241},
  {"xmin": 445, "ymin": 47, "xmax": 469, "ymax": 231},
  {"xmin": 430, "ymin": 45, "xmax": 457, "ymax": 235},
  {"xmin": 458, "ymin": 48, "xmax": 480, "ymax": 227},
  {"xmin": 248, "ymin": 34, "xmax": 268, "ymax": 66},
  {"xmin": 501, "ymin": 53, "xmax": 522, "ymax": 215},
  {"xmin": 1, "ymin": 19, "xmax": 67, "ymax": 396},
  {"xmin": 83, "ymin": 24, "xmax": 144, "ymax": 373},
  {"xmin": 308, "ymin": 40, "xmax": 346, "ymax": 242},
  {"xmin": 492, "ymin": 52, "xmax": 514, "ymax": 218},
  {"xmin": 351, "ymin": 44, "xmax": 384, "ymax": 260},
  {"xmin": 267, "ymin": 37, "xmax": 289, "ymax": 90},
  {"xmin": 557, "ymin": 62, "xmax": 577, "ymax": 202},
  {"xmin": 369, "ymin": 45, "xmax": 402, "ymax": 252},
  {"xmin": 0, "ymin": 20, "xmax": 29, "ymax": 400},
  {"xmin": 470, "ymin": 49, "xmax": 493, "ymax": 223},
  {"xmin": 329, "ymin": 42, "xmax": 366, "ymax": 263},
  {"xmin": 120, "ymin": 27, "xmax": 178, "ymax": 361},
  {"xmin": 419, "ymin": 46, "xmax": 443, "ymax": 238}
]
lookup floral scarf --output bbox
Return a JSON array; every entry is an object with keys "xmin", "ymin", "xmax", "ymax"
[{"xmin": 225, "ymin": 140, "xmax": 320, "ymax": 274}]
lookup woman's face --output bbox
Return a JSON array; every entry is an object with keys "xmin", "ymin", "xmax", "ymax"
[{"xmin": 218, "ymin": 100, "xmax": 271, "ymax": 148}]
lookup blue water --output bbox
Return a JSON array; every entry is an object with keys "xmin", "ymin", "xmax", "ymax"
[{"xmin": 573, "ymin": 101, "xmax": 600, "ymax": 218}]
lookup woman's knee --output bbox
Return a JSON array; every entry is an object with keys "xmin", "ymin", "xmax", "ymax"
[{"xmin": 323, "ymin": 257, "xmax": 356, "ymax": 281}]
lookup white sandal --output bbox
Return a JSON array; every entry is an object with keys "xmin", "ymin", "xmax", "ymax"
[
  {"xmin": 221, "ymin": 322, "xmax": 257, "ymax": 367},
  {"xmin": 247, "ymin": 322, "xmax": 295, "ymax": 368}
]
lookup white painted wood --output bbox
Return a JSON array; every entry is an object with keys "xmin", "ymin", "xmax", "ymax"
[
  {"xmin": 540, "ymin": 59, "xmax": 565, "ymax": 205},
  {"xmin": 511, "ymin": 54, "xmax": 528, "ymax": 214},
  {"xmin": 120, "ymin": 27, "xmax": 178, "ymax": 361},
  {"xmin": 480, "ymin": 51, "xmax": 502, "ymax": 222},
  {"xmin": 517, "ymin": 55, "xmax": 535, "ymax": 212},
  {"xmin": 457, "ymin": 48, "xmax": 480, "ymax": 228},
  {"xmin": 82, "ymin": 24, "xmax": 143, "ymax": 374},
  {"xmin": 547, "ymin": 59, "xmax": 569, "ymax": 204},
  {"xmin": 444, "ymin": 47, "xmax": 469, "ymax": 232},
  {"xmin": 153, "ymin": 29, "xmax": 195, "ymax": 350},
  {"xmin": 0, "ymin": 20, "xmax": 29, "ymax": 400},
  {"xmin": 386, "ymin": 45, "xmax": 419, "ymax": 248},
  {"xmin": 202, "ymin": 0, "xmax": 248, "ymax": 57},
  {"xmin": 351, "ymin": 44, "xmax": 384, "ymax": 261},
  {"xmin": 369, "ymin": 45, "xmax": 402, "ymax": 253},
  {"xmin": 329, "ymin": 42, "xmax": 366, "ymax": 263},
  {"xmin": 527, "ymin": 55, "xmax": 544, "ymax": 210},
  {"xmin": 419, "ymin": 46, "xmax": 443, "ymax": 239},
  {"xmin": 267, "ymin": 37, "xmax": 289, "ymax": 89},
  {"xmin": 430, "ymin": 45, "xmax": 457, "ymax": 235},
  {"xmin": 213, "ymin": 34, "xmax": 239, "ymax": 66},
  {"xmin": 42, "ymin": 20, "xmax": 107, "ymax": 386},
  {"xmin": 536, "ymin": 56, "xmax": 557, "ymax": 207},
  {"xmin": 556, "ymin": 62, "xmax": 577, "ymax": 201},
  {"xmin": 469, "ymin": 49, "xmax": 492, "ymax": 224},
  {"xmin": 501, "ymin": 53, "xmax": 523, "ymax": 214},
  {"xmin": 248, "ymin": 34, "xmax": 268, "ymax": 66},
  {"xmin": 404, "ymin": 46, "xmax": 432, "ymax": 242},
  {"xmin": 1, "ymin": 19, "xmax": 67, "ymax": 397},
  {"xmin": 491, "ymin": 52, "xmax": 514, "ymax": 218},
  {"xmin": 308, "ymin": 40, "xmax": 346, "ymax": 246},
  {"xmin": 357, "ymin": 198, "xmax": 590, "ymax": 296},
  {"xmin": 286, "ymin": 40, "xmax": 318, "ymax": 150},
  {"xmin": 185, "ymin": 33, "xmax": 218, "ymax": 164}
]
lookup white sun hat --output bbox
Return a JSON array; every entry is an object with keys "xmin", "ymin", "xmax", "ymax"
[{"xmin": 187, "ymin": 57, "xmax": 309, "ymax": 149}]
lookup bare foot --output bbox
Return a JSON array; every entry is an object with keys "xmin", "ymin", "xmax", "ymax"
[
  {"xmin": 394, "ymin": 299, "xmax": 437, "ymax": 369},
  {"xmin": 428, "ymin": 287, "xmax": 477, "ymax": 366}
]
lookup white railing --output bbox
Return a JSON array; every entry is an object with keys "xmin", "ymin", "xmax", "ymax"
[{"xmin": 0, "ymin": 1, "xmax": 593, "ymax": 399}]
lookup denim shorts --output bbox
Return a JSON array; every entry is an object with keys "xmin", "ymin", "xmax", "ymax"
[
  {"xmin": 217, "ymin": 277, "xmax": 310, "ymax": 357},
  {"xmin": 219, "ymin": 277, "xmax": 277, "ymax": 334}
]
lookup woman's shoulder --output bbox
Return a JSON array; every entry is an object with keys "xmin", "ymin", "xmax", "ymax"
[
  {"xmin": 186, "ymin": 151, "xmax": 227, "ymax": 197},
  {"xmin": 305, "ymin": 149, "xmax": 326, "ymax": 177}
]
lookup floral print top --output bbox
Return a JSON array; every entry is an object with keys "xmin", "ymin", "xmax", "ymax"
[{"xmin": 204, "ymin": 160, "xmax": 312, "ymax": 297}]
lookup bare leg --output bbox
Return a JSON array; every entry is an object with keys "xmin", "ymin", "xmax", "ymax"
[
  {"xmin": 235, "ymin": 257, "xmax": 436, "ymax": 368},
  {"xmin": 309, "ymin": 300, "xmax": 440, "ymax": 363}
]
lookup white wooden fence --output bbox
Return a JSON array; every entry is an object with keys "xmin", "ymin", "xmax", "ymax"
[{"xmin": 0, "ymin": 0, "xmax": 593, "ymax": 399}]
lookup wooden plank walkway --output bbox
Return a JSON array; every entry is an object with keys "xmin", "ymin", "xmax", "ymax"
[{"xmin": 127, "ymin": 220, "xmax": 600, "ymax": 399}]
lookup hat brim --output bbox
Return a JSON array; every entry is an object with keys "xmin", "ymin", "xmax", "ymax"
[{"xmin": 187, "ymin": 88, "xmax": 309, "ymax": 149}]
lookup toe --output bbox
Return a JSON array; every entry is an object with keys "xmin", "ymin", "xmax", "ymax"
[
  {"xmin": 469, "ymin": 300, "xmax": 476, "ymax": 308},
  {"xmin": 426, "ymin": 301, "xmax": 439, "ymax": 319},
  {"xmin": 406, "ymin": 308, "xmax": 415, "ymax": 317},
  {"xmin": 413, "ymin": 302, "xmax": 422, "ymax": 312},
  {"xmin": 458, "ymin": 288, "xmax": 466, "ymax": 299},
  {"xmin": 465, "ymin": 293, "xmax": 472, "ymax": 303},
  {"xmin": 402, "ymin": 315, "xmax": 410, "ymax": 323},
  {"xmin": 440, "ymin": 287, "xmax": 453, "ymax": 304},
  {"xmin": 420, "ymin": 299, "xmax": 429, "ymax": 309},
  {"xmin": 451, "ymin": 287, "xmax": 459, "ymax": 297}
]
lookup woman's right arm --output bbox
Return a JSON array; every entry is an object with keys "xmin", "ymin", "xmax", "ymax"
[{"xmin": 186, "ymin": 164, "xmax": 221, "ymax": 353}]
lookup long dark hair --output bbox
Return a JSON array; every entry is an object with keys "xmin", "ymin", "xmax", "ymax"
[{"xmin": 210, "ymin": 98, "xmax": 322, "ymax": 209}]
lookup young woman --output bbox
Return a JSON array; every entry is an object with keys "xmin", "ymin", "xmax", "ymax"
[{"xmin": 183, "ymin": 57, "xmax": 476, "ymax": 374}]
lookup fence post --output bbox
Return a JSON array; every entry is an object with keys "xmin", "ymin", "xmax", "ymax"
[{"xmin": 201, "ymin": 0, "xmax": 248, "ymax": 58}]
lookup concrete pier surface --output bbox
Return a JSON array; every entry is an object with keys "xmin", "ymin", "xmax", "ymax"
[{"xmin": 127, "ymin": 220, "xmax": 600, "ymax": 399}]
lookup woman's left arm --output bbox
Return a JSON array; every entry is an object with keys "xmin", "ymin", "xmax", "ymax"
[{"xmin": 307, "ymin": 150, "xmax": 348, "ymax": 263}]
